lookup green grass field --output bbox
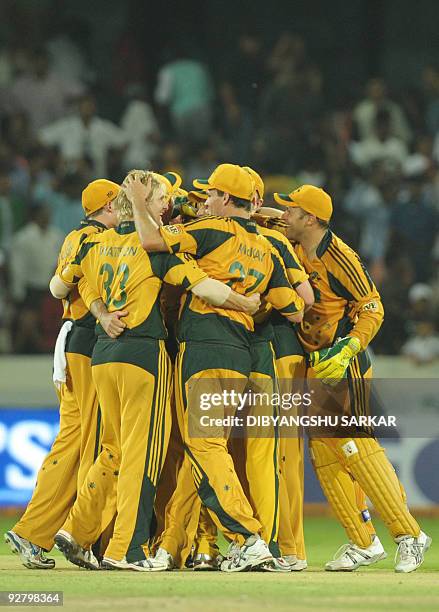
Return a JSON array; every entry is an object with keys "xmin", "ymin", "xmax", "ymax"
[{"xmin": 0, "ymin": 516, "xmax": 438, "ymax": 611}]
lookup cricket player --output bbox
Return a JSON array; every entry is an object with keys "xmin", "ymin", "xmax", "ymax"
[
  {"xmin": 125, "ymin": 163, "xmax": 305, "ymax": 572},
  {"xmin": 271, "ymin": 184, "xmax": 431, "ymax": 573},
  {"xmin": 247, "ymin": 167, "xmax": 313, "ymax": 569},
  {"xmin": 49, "ymin": 170, "xmax": 261, "ymax": 571},
  {"xmin": 4, "ymin": 179, "xmax": 121, "ymax": 569}
]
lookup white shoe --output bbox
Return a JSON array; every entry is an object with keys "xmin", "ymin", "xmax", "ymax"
[
  {"xmin": 395, "ymin": 531, "xmax": 432, "ymax": 573},
  {"xmin": 325, "ymin": 536, "xmax": 387, "ymax": 571},
  {"xmin": 54, "ymin": 530, "xmax": 99, "ymax": 570},
  {"xmin": 4, "ymin": 531, "xmax": 55, "ymax": 570},
  {"xmin": 220, "ymin": 535, "xmax": 272, "ymax": 572},
  {"xmin": 284, "ymin": 555, "xmax": 308, "ymax": 571},
  {"xmin": 259, "ymin": 556, "xmax": 292, "ymax": 572},
  {"xmin": 145, "ymin": 547, "xmax": 174, "ymax": 572},
  {"xmin": 101, "ymin": 556, "xmax": 152, "ymax": 572},
  {"xmin": 102, "ymin": 547, "xmax": 174, "ymax": 572}
]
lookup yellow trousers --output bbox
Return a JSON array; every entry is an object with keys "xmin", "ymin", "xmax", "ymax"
[
  {"xmin": 14, "ymin": 350, "xmax": 100, "ymax": 551},
  {"xmin": 175, "ymin": 341, "xmax": 262, "ymax": 545},
  {"xmin": 63, "ymin": 338, "xmax": 172, "ymax": 562},
  {"xmin": 276, "ymin": 354, "xmax": 307, "ymax": 560}
]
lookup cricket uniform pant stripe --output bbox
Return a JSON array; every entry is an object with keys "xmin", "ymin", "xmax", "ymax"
[
  {"xmin": 184, "ymin": 445, "xmax": 254, "ymax": 540},
  {"xmin": 148, "ymin": 343, "xmax": 168, "ymax": 486},
  {"xmin": 93, "ymin": 405, "xmax": 102, "ymax": 461}
]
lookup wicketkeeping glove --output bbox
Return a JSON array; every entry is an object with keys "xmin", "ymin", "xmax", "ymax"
[
  {"xmin": 309, "ymin": 336, "xmax": 361, "ymax": 386},
  {"xmin": 171, "ymin": 196, "xmax": 198, "ymax": 220}
]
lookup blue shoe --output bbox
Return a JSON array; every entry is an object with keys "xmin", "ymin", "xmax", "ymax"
[{"xmin": 4, "ymin": 530, "xmax": 55, "ymax": 569}]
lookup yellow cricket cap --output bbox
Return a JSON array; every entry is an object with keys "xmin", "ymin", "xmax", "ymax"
[
  {"xmin": 243, "ymin": 166, "xmax": 264, "ymax": 198},
  {"xmin": 187, "ymin": 189, "xmax": 208, "ymax": 204},
  {"xmin": 174, "ymin": 187, "xmax": 188, "ymax": 198},
  {"xmin": 273, "ymin": 184, "xmax": 333, "ymax": 222},
  {"xmin": 82, "ymin": 179, "xmax": 120, "ymax": 216},
  {"xmin": 153, "ymin": 171, "xmax": 182, "ymax": 195},
  {"xmin": 193, "ymin": 163, "xmax": 254, "ymax": 201}
]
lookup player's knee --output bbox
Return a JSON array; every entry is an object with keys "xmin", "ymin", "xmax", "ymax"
[{"xmin": 309, "ymin": 439, "xmax": 339, "ymax": 468}]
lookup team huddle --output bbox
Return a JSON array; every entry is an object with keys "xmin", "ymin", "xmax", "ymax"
[{"xmin": 5, "ymin": 163, "xmax": 431, "ymax": 573}]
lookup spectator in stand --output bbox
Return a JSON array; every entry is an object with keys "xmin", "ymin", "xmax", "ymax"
[
  {"xmin": 10, "ymin": 47, "xmax": 84, "ymax": 133},
  {"xmin": 0, "ymin": 44, "xmax": 29, "ymax": 115},
  {"xmin": 353, "ymin": 77, "xmax": 412, "ymax": 144},
  {"xmin": 390, "ymin": 173, "xmax": 439, "ymax": 282},
  {"xmin": 255, "ymin": 34, "xmax": 323, "ymax": 172},
  {"xmin": 350, "ymin": 108, "xmax": 408, "ymax": 169},
  {"xmin": 184, "ymin": 139, "xmax": 220, "ymax": 184},
  {"xmin": 155, "ymin": 46, "xmax": 214, "ymax": 154},
  {"xmin": 9, "ymin": 205, "xmax": 63, "ymax": 353},
  {"xmin": 402, "ymin": 319, "xmax": 439, "ymax": 365},
  {"xmin": 422, "ymin": 64, "xmax": 439, "ymax": 136},
  {"xmin": 1, "ymin": 111, "xmax": 35, "ymax": 157},
  {"xmin": 403, "ymin": 133, "xmax": 434, "ymax": 179},
  {"xmin": 157, "ymin": 142, "xmax": 184, "ymax": 178},
  {"xmin": 220, "ymin": 32, "xmax": 265, "ymax": 161},
  {"xmin": 343, "ymin": 162, "xmax": 397, "ymax": 284},
  {"xmin": 407, "ymin": 283, "xmax": 438, "ymax": 327},
  {"xmin": 34, "ymin": 171, "xmax": 84, "ymax": 235},
  {"xmin": 46, "ymin": 18, "xmax": 93, "ymax": 85},
  {"xmin": 120, "ymin": 83, "xmax": 159, "ymax": 170},
  {"xmin": 39, "ymin": 93, "xmax": 127, "ymax": 177},
  {"xmin": 0, "ymin": 166, "xmax": 26, "ymax": 250},
  {"xmin": 377, "ymin": 256, "xmax": 415, "ymax": 354},
  {"xmin": 0, "ymin": 140, "xmax": 31, "ymax": 201}
]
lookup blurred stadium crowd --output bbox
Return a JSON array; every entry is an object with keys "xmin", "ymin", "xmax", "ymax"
[{"xmin": 0, "ymin": 15, "xmax": 438, "ymax": 360}]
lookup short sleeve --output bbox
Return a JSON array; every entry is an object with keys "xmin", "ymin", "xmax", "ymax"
[
  {"xmin": 150, "ymin": 253, "xmax": 208, "ymax": 290},
  {"xmin": 160, "ymin": 224, "xmax": 198, "ymax": 255},
  {"xmin": 58, "ymin": 239, "xmax": 97, "ymax": 287},
  {"xmin": 265, "ymin": 250, "xmax": 305, "ymax": 315}
]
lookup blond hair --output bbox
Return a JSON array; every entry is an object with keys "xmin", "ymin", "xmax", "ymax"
[{"xmin": 115, "ymin": 170, "xmax": 163, "ymax": 222}]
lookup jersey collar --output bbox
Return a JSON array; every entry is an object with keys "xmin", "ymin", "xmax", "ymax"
[
  {"xmin": 80, "ymin": 219, "xmax": 107, "ymax": 231},
  {"xmin": 116, "ymin": 221, "xmax": 136, "ymax": 234},
  {"xmin": 230, "ymin": 216, "xmax": 258, "ymax": 233},
  {"xmin": 316, "ymin": 229, "xmax": 333, "ymax": 258}
]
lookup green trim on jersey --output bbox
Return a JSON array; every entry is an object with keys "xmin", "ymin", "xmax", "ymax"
[
  {"xmin": 115, "ymin": 221, "xmax": 136, "ymax": 235},
  {"xmin": 65, "ymin": 324, "xmax": 96, "ymax": 358},
  {"xmin": 271, "ymin": 313, "xmax": 304, "ymax": 358},
  {"xmin": 252, "ymin": 320, "xmax": 275, "ymax": 343},
  {"xmin": 186, "ymin": 228, "xmax": 235, "ymax": 257},
  {"xmin": 177, "ymin": 294, "xmax": 253, "ymax": 348},
  {"xmin": 91, "ymin": 337, "xmax": 163, "ymax": 372},
  {"xmin": 179, "ymin": 341, "xmax": 252, "ymax": 381}
]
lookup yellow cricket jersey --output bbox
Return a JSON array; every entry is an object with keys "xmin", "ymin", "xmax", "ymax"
[
  {"xmin": 55, "ymin": 220, "xmax": 107, "ymax": 327},
  {"xmin": 59, "ymin": 221, "xmax": 207, "ymax": 339},
  {"xmin": 251, "ymin": 214, "xmax": 384, "ymax": 352},
  {"xmin": 253, "ymin": 223, "xmax": 308, "ymax": 327},
  {"xmin": 160, "ymin": 215, "xmax": 304, "ymax": 347},
  {"xmin": 295, "ymin": 230, "xmax": 384, "ymax": 352},
  {"xmin": 256, "ymin": 224, "xmax": 308, "ymax": 289}
]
